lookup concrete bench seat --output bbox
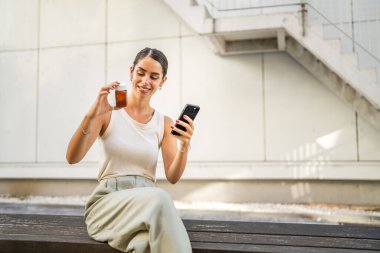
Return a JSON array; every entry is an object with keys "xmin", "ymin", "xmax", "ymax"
[{"xmin": 1, "ymin": 211, "xmax": 380, "ymax": 253}]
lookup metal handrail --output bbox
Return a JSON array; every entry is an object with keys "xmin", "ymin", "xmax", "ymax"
[{"xmin": 205, "ymin": 1, "xmax": 301, "ymax": 12}]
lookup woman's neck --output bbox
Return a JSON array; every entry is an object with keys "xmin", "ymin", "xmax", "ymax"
[
  {"xmin": 125, "ymin": 95, "xmax": 155, "ymax": 124},
  {"xmin": 126, "ymin": 93, "xmax": 153, "ymax": 115}
]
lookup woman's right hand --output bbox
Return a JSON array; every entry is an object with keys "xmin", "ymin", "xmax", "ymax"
[{"xmin": 86, "ymin": 81, "xmax": 120, "ymax": 119}]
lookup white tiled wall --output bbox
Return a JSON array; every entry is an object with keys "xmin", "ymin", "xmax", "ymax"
[
  {"xmin": 0, "ymin": 51, "xmax": 38, "ymax": 161},
  {"xmin": 108, "ymin": 0, "xmax": 180, "ymax": 42},
  {"xmin": 0, "ymin": 0, "xmax": 39, "ymax": 50},
  {"xmin": 182, "ymin": 36, "xmax": 264, "ymax": 161},
  {"xmin": 0, "ymin": 0, "xmax": 380, "ymax": 169},
  {"xmin": 358, "ymin": 116, "xmax": 380, "ymax": 160},
  {"xmin": 265, "ymin": 53, "xmax": 357, "ymax": 161},
  {"xmin": 353, "ymin": 0, "xmax": 380, "ymax": 21},
  {"xmin": 180, "ymin": 23, "xmax": 197, "ymax": 37},
  {"xmin": 307, "ymin": 0, "xmax": 352, "ymax": 24},
  {"xmin": 38, "ymin": 45, "xmax": 105, "ymax": 162},
  {"xmin": 40, "ymin": 0, "xmax": 106, "ymax": 48}
]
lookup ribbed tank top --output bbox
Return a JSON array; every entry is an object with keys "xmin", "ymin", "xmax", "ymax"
[{"xmin": 97, "ymin": 109, "xmax": 165, "ymax": 182}]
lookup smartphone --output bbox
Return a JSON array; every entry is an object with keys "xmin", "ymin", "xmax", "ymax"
[{"xmin": 171, "ymin": 104, "xmax": 200, "ymax": 136}]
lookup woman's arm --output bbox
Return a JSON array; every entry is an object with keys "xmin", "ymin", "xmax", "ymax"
[
  {"xmin": 161, "ymin": 115, "xmax": 194, "ymax": 184},
  {"xmin": 66, "ymin": 82, "xmax": 119, "ymax": 164}
]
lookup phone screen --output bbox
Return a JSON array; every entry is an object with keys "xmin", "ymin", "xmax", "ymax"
[{"xmin": 171, "ymin": 104, "xmax": 200, "ymax": 136}]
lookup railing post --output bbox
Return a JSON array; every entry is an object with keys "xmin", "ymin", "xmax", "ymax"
[{"xmin": 301, "ymin": 3, "xmax": 307, "ymax": 36}]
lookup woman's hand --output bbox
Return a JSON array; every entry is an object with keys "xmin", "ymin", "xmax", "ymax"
[
  {"xmin": 86, "ymin": 81, "xmax": 121, "ymax": 119},
  {"xmin": 170, "ymin": 115, "xmax": 194, "ymax": 150}
]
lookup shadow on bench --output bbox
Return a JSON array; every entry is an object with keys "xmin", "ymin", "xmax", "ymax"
[{"xmin": 1, "ymin": 212, "xmax": 380, "ymax": 253}]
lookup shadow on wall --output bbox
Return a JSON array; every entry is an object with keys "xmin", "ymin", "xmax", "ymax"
[{"xmin": 280, "ymin": 127, "xmax": 349, "ymax": 162}]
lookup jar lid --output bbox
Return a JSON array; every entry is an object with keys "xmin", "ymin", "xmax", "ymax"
[{"xmin": 116, "ymin": 83, "xmax": 127, "ymax": 91}]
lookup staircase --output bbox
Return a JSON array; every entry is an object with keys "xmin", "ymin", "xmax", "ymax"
[{"xmin": 163, "ymin": 0, "xmax": 380, "ymax": 130}]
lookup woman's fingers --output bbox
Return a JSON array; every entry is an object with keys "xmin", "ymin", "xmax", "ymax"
[
  {"xmin": 171, "ymin": 126, "xmax": 191, "ymax": 139},
  {"xmin": 107, "ymin": 81, "xmax": 120, "ymax": 89},
  {"xmin": 100, "ymin": 81, "xmax": 120, "ymax": 93},
  {"xmin": 99, "ymin": 90, "xmax": 110, "ymax": 96},
  {"xmin": 174, "ymin": 117, "xmax": 194, "ymax": 135},
  {"xmin": 98, "ymin": 81, "xmax": 120, "ymax": 101},
  {"xmin": 183, "ymin": 115, "xmax": 194, "ymax": 130},
  {"xmin": 173, "ymin": 124, "xmax": 192, "ymax": 137},
  {"xmin": 94, "ymin": 82, "xmax": 120, "ymax": 114},
  {"xmin": 171, "ymin": 117, "xmax": 194, "ymax": 143}
]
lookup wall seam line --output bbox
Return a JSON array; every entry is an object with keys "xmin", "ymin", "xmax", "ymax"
[
  {"xmin": 35, "ymin": 0, "xmax": 41, "ymax": 163},
  {"xmin": 179, "ymin": 23, "xmax": 183, "ymax": 108},
  {"xmin": 356, "ymin": 112, "xmax": 360, "ymax": 161},
  {"xmin": 105, "ymin": 0, "xmax": 108, "ymax": 84},
  {"xmin": 262, "ymin": 53, "xmax": 267, "ymax": 161}
]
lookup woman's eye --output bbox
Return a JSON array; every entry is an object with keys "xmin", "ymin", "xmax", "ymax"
[
  {"xmin": 151, "ymin": 76, "xmax": 159, "ymax": 80},
  {"xmin": 137, "ymin": 71, "xmax": 144, "ymax": 76}
]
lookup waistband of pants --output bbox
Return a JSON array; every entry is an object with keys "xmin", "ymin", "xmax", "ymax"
[{"xmin": 100, "ymin": 175, "xmax": 155, "ymax": 191}]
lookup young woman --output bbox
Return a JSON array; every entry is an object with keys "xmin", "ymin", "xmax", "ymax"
[{"xmin": 66, "ymin": 48, "xmax": 194, "ymax": 253}]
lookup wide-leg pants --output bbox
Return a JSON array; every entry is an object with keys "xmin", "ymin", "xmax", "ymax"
[{"xmin": 84, "ymin": 176, "xmax": 192, "ymax": 253}]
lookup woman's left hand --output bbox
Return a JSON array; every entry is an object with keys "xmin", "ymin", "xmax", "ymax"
[{"xmin": 171, "ymin": 115, "xmax": 194, "ymax": 146}]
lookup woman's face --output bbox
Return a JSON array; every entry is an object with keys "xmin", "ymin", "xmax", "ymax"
[{"xmin": 130, "ymin": 56, "xmax": 166, "ymax": 97}]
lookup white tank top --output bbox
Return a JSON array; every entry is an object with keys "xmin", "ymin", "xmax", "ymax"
[{"xmin": 97, "ymin": 109, "xmax": 165, "ymax": 182}]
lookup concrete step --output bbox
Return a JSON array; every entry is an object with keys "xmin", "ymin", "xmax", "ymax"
[
  {"xmin": 325, "ymin": 39, "xmax": 341, "ymax": 52},
  {"xmin": 359, "ymin": 67, "xmax": 378, "ymax": 84},
  {"xmin": 308, "ymin": 25, "xmax": 324, "ymax": 38},
  {"xmin": 342, "ymin": 53, "xmax": 358, "ymax": 68}
]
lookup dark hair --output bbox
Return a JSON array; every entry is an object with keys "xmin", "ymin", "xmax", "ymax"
[{"xmin": 133, "ymin": 47, "xmax": 168, "ymax": 77}]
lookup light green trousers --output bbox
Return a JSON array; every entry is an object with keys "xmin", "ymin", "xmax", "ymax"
[{"xmin": 85, "ymin": 176, "xmax": 192, "ymax": 253}]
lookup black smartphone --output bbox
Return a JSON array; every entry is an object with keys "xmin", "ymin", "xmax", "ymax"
[{"xmin": 171, "ymin": 104, "xmax": 200, "ymax": 136}]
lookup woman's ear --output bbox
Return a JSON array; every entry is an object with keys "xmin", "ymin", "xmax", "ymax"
[
  {"xmin": 129, "ymin": 66, "xmax": 134, "ymax": 80},
  {"xmin": 160, "ymin": 76, "xmax": 167, "ymax": 87}
]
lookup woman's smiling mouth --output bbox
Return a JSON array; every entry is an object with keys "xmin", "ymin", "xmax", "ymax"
[{"xmin": 137, "ymin": 85, "xmax": 152, "ymax": 94}]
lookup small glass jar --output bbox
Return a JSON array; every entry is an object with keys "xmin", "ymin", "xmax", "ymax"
[{"xmin": 115, "ymin": 83, "xmax": 127, "ymax": 107}]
